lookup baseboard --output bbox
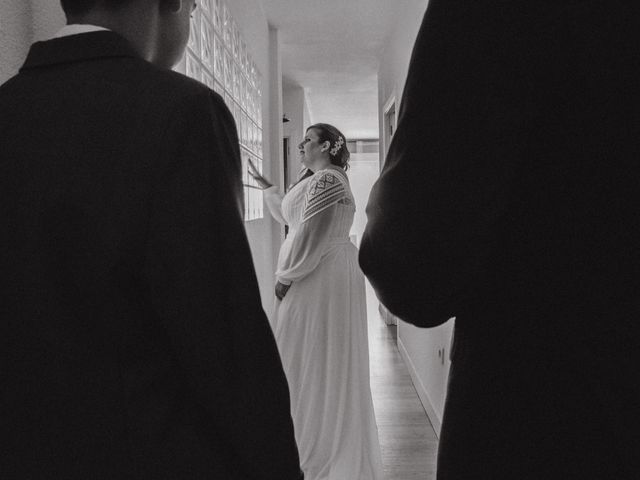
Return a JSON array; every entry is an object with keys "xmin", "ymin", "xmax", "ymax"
[{"xmin": 397, "ymin": 336, "xmax": 442, "ymax": 438}]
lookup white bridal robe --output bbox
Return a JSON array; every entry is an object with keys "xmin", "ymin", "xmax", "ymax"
[{"xmin": 264, "ymin": 167, "xmax": 384, "ymax": 480}]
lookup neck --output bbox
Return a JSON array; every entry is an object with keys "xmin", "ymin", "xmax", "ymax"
[
  {"xmin": 308, "ymin": 156, "xmax": 332, "ymax": 173},
  {"xmin": 67, "ymin": 6, "xmax": 159, "ymax": 63}
]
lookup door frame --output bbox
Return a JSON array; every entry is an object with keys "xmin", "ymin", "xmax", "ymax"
[
  {"xmin": 382, "ymin": 93, "xmax": 398, "ymax": 163},
  {"xmin": 379, "ymin": 94, "xmax": 399, "ymax": 326}
]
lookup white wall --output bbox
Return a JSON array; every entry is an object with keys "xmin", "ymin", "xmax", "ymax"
[
  {"xmin": 282, "ymin": 82, "xmax": 306, "ymax": 187},
  {"xmin": 0, "ymin": 2, "xmax": 30, "ymax": 84},
  {"xmin": 31, "ymin": 0, "xmax": 65, "ymax": 41},
  {"xmin": 265, "ymin": 25, "xmax": 284, "ymax": 317},
  {"xmin": 348, "ymin": 151, "xmax": 379, "ymax": 247},
  {"xmin": 377, "ymin": 0, "xmax": 454, "ymax": 435},
  {"xmin": 0, "ymin": 0, "xmax": 65, "ymax": 85},
  {"xmin": 302, "ymin": 93, "xmax": 311, "ymax": 132},
  {"xmin": 0, "ymin": 0, "xmax": 66, "ymax": 85}
]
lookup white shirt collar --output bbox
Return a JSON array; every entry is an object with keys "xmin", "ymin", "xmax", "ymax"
[{"xmin": 54, "ymin": 24, "xmax": 110, "ymax": 39}]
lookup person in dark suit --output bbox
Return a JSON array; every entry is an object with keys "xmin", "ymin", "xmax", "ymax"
[
  {"xmin": 360, "ymin": 1, "xmax": 638, "ymax": 479},
  {"xmin": 0, "ymin": 1, "xmax": 302, "ymax": 479}
]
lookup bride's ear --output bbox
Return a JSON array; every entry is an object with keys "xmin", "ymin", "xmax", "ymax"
[{"xmin": 320, "ymin": 141, "xmax": 330, "ymax": 152}]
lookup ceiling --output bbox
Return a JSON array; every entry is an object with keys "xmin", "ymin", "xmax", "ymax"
[{"xmin": 262, "ymin": 0, "xmax": 400, "ymax": 140}]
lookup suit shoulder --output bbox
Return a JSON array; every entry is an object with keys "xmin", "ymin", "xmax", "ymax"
[{"xmin": 140, "ymin": 63, "xmax": 225, "ymax": 107}]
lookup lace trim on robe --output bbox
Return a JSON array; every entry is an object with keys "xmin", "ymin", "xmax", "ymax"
[{"xmin": 301, "ymin": 171, "xmax": 348, "ymax": 223}]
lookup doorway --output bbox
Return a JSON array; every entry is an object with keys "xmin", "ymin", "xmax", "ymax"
[
  {"xmin": 283, "ymin": 136, "xmax": 291, "ymax": 237},
  {"xmin": 283, "ymin": 136, "xmax": 291, "ymax": 189},
  {"xmin": 383, "ymin": 96, "xmax": 397, "ymax": 160},
  {"xmin": 380, "ymin": 96, "xmax": 399, "ymax": 326}
]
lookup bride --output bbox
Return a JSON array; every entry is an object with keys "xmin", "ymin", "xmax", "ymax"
[{"xmin": 249, "ymin": 123, "xmax": 384, "ymax": 480}]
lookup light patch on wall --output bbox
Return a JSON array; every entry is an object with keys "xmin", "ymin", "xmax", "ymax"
[{"xmin": 0, "ymin": 1, "xmax": 32, "ymax": 84}]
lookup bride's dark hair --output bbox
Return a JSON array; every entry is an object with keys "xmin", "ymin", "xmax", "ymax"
[{"xmin": 307, "ymin": 123, "xmax": 351, "ymax": 171}]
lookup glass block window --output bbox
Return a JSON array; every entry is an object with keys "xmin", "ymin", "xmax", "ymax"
[{"xmin": 175, "ymin": 0, "xmax": 264, "ymax": 221}]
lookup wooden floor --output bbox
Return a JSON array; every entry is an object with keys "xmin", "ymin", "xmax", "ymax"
[{"xmin": 366, "ymin": 281, "xmax": 439, "ymax": 480}]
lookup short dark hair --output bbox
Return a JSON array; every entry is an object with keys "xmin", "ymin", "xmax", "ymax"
[
  {"xmin": 307, "ymin": 123, "xmax": 351, "ymax": 171},
  {"xmin": 60, "ymin": 0, "xmax": 135, "ymax": 16}
]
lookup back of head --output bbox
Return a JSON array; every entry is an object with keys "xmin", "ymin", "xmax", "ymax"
[
  {"xmin": 58, "ymin": 0, "xmax": 193, "ymax": 69},
  {"xmin": 60, "ymin": 0, "xmax": 134, "ymax": 17}
]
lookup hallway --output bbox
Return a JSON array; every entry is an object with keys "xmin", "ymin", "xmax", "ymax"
[
  {"xmin": 367, "ymin": 282, "xmax": 439, "ymax": 480},
  {"xmin": 2, "ymin": 2, "xmax": 636, "ymax": 479},
  {"xmin": 0, "ymin": 1, "xmax": 444, "ymax": 478}
]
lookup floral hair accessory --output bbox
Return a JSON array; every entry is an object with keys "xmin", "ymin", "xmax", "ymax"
[{"xmin": 330, "ymin": 136, "xmax": 344, "ymax": 156}]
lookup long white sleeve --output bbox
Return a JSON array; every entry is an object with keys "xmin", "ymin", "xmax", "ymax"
[
  {"xmin": 263, "ymin": 185, "xmax": 286, "ymax": 225},
  {"xmin": 276, "ymin": 203, "xmax": 338, "ymax": 285},
  {"xmin": 276, "ymin": 170, "xmax": 348, "ymax": 285}
]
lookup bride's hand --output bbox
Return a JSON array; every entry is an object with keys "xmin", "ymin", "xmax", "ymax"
[
  {"xmin": 275, "ymin": 281, "xmax": 291, "ymax": 300},
  {"xmin": 247, "ymin": 157, "xmax": 273, "ymax": 190}
]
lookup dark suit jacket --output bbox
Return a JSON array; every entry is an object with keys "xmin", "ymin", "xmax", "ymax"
[
  {"xmin": 0, "ymin": 32, "xmax": 302, "ymax": 480},
  {"xmin": 360, "ymin": 1, "xmax": 638, "ymax": 479}
]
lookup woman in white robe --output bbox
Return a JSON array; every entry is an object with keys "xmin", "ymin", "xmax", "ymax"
[{"xmin": 249, "ymin": 123, "xmax": 384, "ymax": 480}]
